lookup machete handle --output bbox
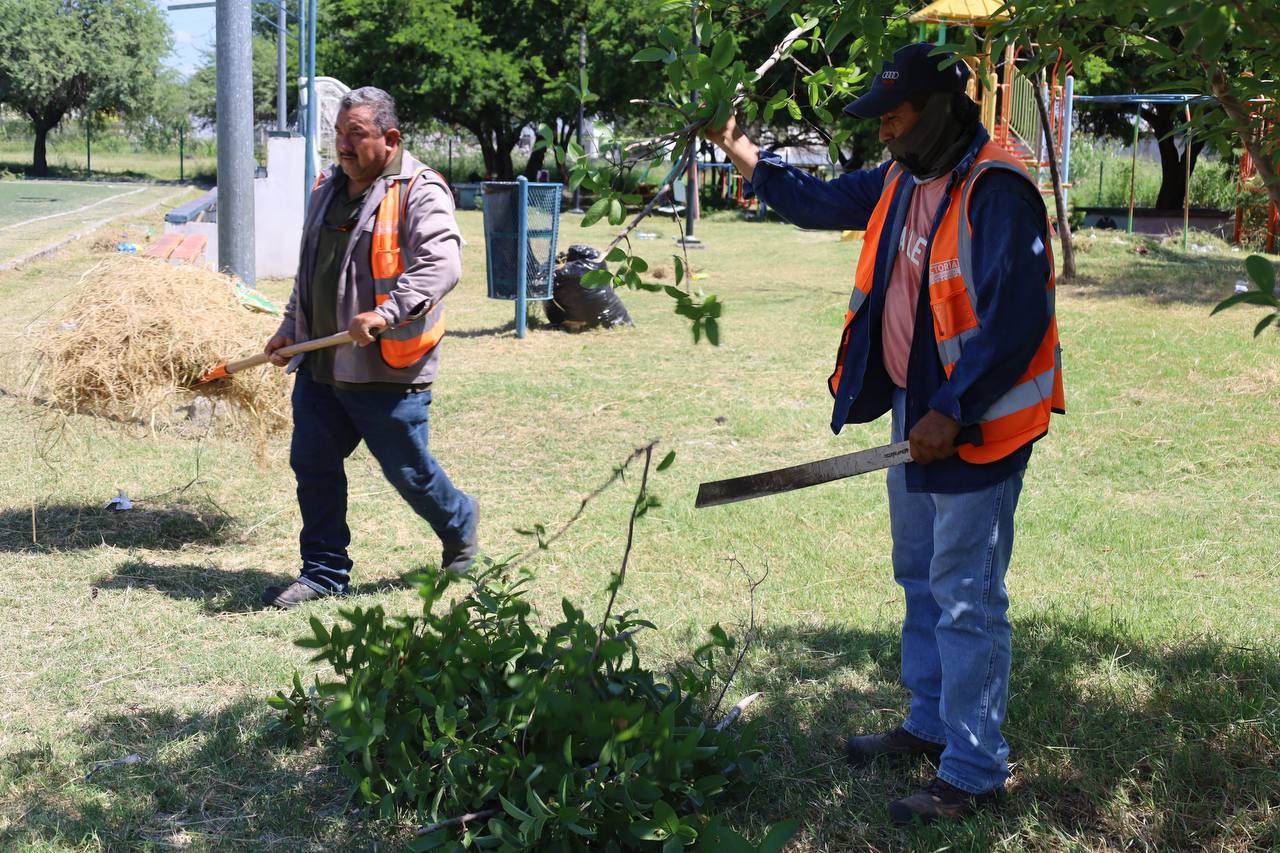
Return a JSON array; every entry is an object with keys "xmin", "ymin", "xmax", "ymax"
[{"xmin": 955, "ymin": 424, "xmax": 984, "ymax": 447}]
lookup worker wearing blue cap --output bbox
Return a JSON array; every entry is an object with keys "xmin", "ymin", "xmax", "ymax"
[{"xmin": 706, "ymin": 43, "xmax": 1064, "ymax": 825}]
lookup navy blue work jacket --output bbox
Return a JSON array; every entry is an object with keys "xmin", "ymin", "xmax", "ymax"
[{"xmin": 748, "ymin": 126, "xmax": 1052, "ymax": 493}]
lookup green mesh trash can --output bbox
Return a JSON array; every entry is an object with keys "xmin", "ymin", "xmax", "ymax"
[{"xmin": 482, "ymin": 177, "xmax": 562, "ymax": 338}]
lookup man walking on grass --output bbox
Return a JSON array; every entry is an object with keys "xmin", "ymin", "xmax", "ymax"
[
  {"xmin": 261, "ymin": 86, "xmax": 478, "ymax": 609},
  {"xmin": 704, "ymin": 43, "xmax": 1064, "ymax": 824}
]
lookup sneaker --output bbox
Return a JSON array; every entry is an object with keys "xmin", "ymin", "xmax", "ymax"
[
  {"xmin": 888, "ymin": 776, "xmax": 1004, "ymax": 826},
  {"xmin": 441, "ymin": 500, "xmax": 479, "ymax": 574},
  {"xmin": 844, "ymin": 726, "xmax": 944, "ymax": 765},
  {"xmin": 260, "ymin": 580, "xmax": 330, "ymax": 609}
]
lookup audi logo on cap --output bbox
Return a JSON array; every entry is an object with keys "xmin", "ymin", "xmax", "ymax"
[{"xmin": 882, "ymin": 70, "xmax": 900, "ymax": 79}]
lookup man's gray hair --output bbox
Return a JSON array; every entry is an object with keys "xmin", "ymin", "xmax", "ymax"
[{"xmin": 340, "ymin": 87, "xmax": 400, "ymax": 133}]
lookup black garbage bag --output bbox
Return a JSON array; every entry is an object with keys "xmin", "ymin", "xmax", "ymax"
[{"xmin": 546, "ymin": 244, "xmax": 633, "ymax": 329}]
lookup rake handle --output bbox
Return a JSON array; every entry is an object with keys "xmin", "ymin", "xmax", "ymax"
[{"xmin": 224, "ymin": 330, "xmax": 354, "ymax": 375}]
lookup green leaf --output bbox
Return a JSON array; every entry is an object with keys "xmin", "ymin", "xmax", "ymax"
[
  {"xmin": 605, "ymin": 247, "xmax": 628, "ymax": 262},
  {"xmin": 765, "ymin": 0, "xmax": 789, "ymax": 20},
  {"xmin": 581, "ymin": 197, "xmax": 610, "ymax": 227},
  {"xmin": 608, "ymin": 197, "xmax": 624, "ymax": 225},
  {"xmin": 1246, "ymin": 254, "xmax": 1276, "ymax": 294},
  {"xmin": 1254, "ymin": 313, "xmax": 1277, "ymax": 337},
  {"xmin": 673, "ymin": 255, "xmax": 685, "ymax": 286},
  {"xmin": 1211, "ymin": 290, "xmax": 1279, "ymax": 315},
  {"xmin": 656, "ymin": 450, "xmax": 676, "ymax": 471},
  {"xmin": 500, "ymin": 794, "xmax": 534, "ymax": 822},
  {"xmin": 710, "ymin": 31, "xmax": 735, "ymax": 70},
  {"xmin": 580, "ymin": 268, "xmax": 614, "ymax": 289},
  {"xmin": 827, "ymin": 7, "xmax": 858, "ymax": 50},
  {"xmin": 757, "ymin": 818, "xmax": 800, "ymax": 852},
  {"xmin": 632, "ymin": 47, "xmax": 668, "ymax": 62}
]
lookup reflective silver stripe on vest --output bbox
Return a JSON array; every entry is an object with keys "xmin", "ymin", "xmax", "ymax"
[
  {"xmin": 848, "ymin": 287, "xmax": 868, "ymax": 313},
  {"xmin": 937, "ymin": 326, "xmax": 980, "ymax": 366},
  {"xmin": 943, "ymin": 159, "xmax": 1049, "ymax": 369},
  {"xmin": 979, "ymin": 345, "xmax": 1062, "ymax": 423},
  {"xmin": 844, "ymin": 162, "xmax": 906, "ymax": 319}
]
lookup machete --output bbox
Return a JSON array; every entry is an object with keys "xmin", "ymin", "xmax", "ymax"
[{"xmin": 695, "ymin": 425, "xmax": 982, "ymax": 509}]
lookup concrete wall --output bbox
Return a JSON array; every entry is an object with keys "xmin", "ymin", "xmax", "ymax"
[{"xmin": 168, "ymin": 134, "xmax": 306, "ymax": 280}]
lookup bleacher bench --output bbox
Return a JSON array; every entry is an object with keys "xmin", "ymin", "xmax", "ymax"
[{"xmin": 142, "ymin": 232, "xmax": 208, "ymax": 265}]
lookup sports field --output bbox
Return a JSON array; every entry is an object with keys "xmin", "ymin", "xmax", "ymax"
[
  {"xmin": 0, "ymin": 181, "xmax": 195, "ymax": 268},
  {"xmin": 0, "ymin": 201, "xmax": 1276, "ymax": 850}
]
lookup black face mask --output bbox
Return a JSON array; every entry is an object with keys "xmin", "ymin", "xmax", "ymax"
[{"xmin": 885, "ymin": 92, "xmax": 980, "ymax": 181}]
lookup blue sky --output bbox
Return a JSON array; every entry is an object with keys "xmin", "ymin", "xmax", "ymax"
[{"xmin": 162, "ymin": 2, "xmax": 216, "ymax": 78}]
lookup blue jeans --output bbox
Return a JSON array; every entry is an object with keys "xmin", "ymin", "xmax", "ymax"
[
  {"xmin": 290, "ymin": 371, "xmax": 476, "ymax": 594},
  {"xmin": 887, "ymin": 388, "xmax": 1023, "ymax": 794}
]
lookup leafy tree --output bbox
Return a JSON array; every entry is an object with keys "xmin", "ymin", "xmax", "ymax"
[
  {"xmin": 0, "ymin": 0, "xmax": 168, "ymax": 176},
  {"xmin": 983, "ymin": 0, "xmax": 1280, "ymax": 214},
  {"xmin": 1072, "ymin": 49, "xmax": 1212, "ymax": 211},
  {"xmin": 189, "ymin": 35, "xmax": 287, "ymax": 127},
  {"xmin": 314, "ymin": 0, "xmax": 675, "ymax": 180}
]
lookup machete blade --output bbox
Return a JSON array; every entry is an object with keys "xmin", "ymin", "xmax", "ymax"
[{"xmin": 695, "ymin": 441, "xmax": 913, "ymax": 509}]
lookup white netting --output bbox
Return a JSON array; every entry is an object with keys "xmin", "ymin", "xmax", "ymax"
[{"xmin": 297, "ymin": 76, "xmax": 351, "ymax": 166}]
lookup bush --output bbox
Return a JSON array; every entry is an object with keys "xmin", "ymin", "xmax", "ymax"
[{"xmin": 273, "ymin": 558, "xmax": 788, "ymax": 852}]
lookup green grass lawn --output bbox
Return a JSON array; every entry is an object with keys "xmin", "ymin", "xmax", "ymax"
[
  {"xmin": 0, "ymin": 180, "xmax": 200, "ymax": 267},
  {"xmin": 0, "ymin": 205, "xmax": 1276, "ymax": 851}
]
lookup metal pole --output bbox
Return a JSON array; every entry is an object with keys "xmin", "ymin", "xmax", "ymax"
[
  {"xmin": 1097, "ymin": 159, "xmax": 1104, "ymax": 206},
  {"xmin": 447, "ymin": 137, "xmax": 453, "ymax": 184},
  {"xmin": 1060, "ymin": 75, "xmax": 1074, "ymax": 209},
  {"xmin": 1127, "ymin": 112, "xmax": 1138, "ymax": 234},
  {"xmin": 85, "ymin": 116, "xmax": 91, "ymax": 175},
  {"xmin": 179, "ymin": 124, "xmax": 184, "ymax": 182},
  {"xmin": 216, "ymin": 0, "xmax": 256, "ymax": 284},
  {"xmin": 683, "ymin": 2, "xmax": 701, "ymax": 245},
  {"xmin": 516, "ymin": 176, "xmax": 529, "ymax": 339},
  {"xmin": 298, "ymin": 0, "xmax": 309, "ymax": 204},
  {"xmin": 306, "ymin": 0, "xmax": 318, "ymax": 200},
  {"xmin": 1183, "ymin": 103, "xmax": 1192, "ymax": 251},
  {"xmin": 276, "ymin": 0, "xmax": 287, "ymax": 131},
  {"xmin": 570, "ymin": 26, "xmax": 586, "ymax": 213}
]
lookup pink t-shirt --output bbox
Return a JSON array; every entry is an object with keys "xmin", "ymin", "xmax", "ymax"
[{"xmin": 882, "ymin": 175, "xmax": 950, "ymax": 388}]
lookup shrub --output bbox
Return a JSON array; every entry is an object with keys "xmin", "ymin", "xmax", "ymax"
[{"xmin": 273, "ymin": 557, "xmax": 788, "ymax": 851}]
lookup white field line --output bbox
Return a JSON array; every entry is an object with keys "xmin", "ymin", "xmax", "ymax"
[
  {"xmin": 0, "ymin": 186, "xmax": 147, "ymax": 232},
  {"xmin": 0, "ymin": 188, "xmax": 190, "ymax": 271}
]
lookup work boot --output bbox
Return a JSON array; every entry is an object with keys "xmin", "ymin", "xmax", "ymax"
[
  {"xmin": 844, "ymin": 726, "xmax": 944, "ymax": 765},
  {"xmin": 260, "ymin": 580, "xmax": 330, "ymax": 609},
  {"xmin": 888, "ymin": 776, "xmax": 1005, "ymax": 826},
  {"xmin": 441, "ymin": 500, "xmax": 479, "ymax": 574}
]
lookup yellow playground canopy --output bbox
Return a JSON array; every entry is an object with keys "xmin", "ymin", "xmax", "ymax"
[{"xmin": 908, "ymin": 0, "xmax": 1010, "ymax": 24}]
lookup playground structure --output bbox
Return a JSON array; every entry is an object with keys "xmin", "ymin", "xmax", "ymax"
[{"xmin": 910, "ymin": 0, "xmax": 1280, "ymax": 252}]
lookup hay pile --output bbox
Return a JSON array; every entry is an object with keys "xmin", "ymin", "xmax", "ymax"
[{"xmin": 34, "ymin": 256, "xmax": 292, "ymax": 437}]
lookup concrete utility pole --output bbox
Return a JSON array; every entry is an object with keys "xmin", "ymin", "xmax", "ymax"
[
  {"xmin": 304, "ymin": 0, "xmax": 318, "ymax": 202},
  {"xmin": 216, "ymin": 0, "xmax": 256, "ymax": 284}
]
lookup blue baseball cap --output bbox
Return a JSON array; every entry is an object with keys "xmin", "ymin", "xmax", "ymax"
[{"xmin": 844, "ymin": 42, "xmax": 970, "ymax": 118}]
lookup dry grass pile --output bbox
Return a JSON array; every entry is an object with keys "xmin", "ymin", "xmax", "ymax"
[{"xmin": 33, "ymin": 256, "xmax": 291, "ymax": 436}]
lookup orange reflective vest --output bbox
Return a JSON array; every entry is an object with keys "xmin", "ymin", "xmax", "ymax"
[
  {"xmin": 313, "ymin": 167, "xmax": 446, "ymax": 369},
  {"xmin": 829, "ymin": 142, "xmax": 1065, "ymax": 464}
]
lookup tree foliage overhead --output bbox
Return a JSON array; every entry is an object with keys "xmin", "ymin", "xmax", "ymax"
[
  {"xmin": 190, "ymin": 35, "xmax": 289, "ymax": 128},
  {"xmin": 982, "ymin": 0, "xmax": 1280, "ymax": 211},
  {"xmin": 0, "ymin": 0, "xmax": 169, "ymax": 176},
  {"xmin": 314, "ymin": 0, "xmax": 676, "ymax": 180}
]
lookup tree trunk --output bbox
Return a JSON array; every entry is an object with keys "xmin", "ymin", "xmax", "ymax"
[
  {"xmin": 32, "ymin": 125, "xmax": 50, "ymax": 177},
  {"xmin": 523, "ymin": 144, "xmax": 548, "ymax": 179},
  {"xmin": 1033, "ymin": 73, "xmax": 1076, "ymax": 279},
  {"xmin": 1203, "ymin": 58, "xmax": 1280, "ymax": 213},
  {"xmin": 1145, "ymin": 107, "xmax": 1205, "ymax": 210}
]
